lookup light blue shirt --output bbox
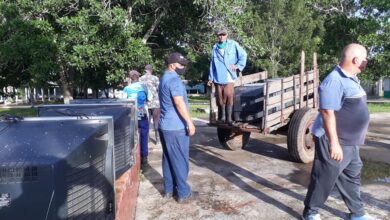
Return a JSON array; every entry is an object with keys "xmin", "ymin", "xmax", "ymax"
[
  {"xmin": 158, "ymin": 70, "xmax": 189, "ymax": 130},
  {"xmin": 209, "ymin": 39, "xmax": 247, "ymax": 84},
  {"xmin": 123, "ymin": 82, "xmax": 148, "ymax": 119}
]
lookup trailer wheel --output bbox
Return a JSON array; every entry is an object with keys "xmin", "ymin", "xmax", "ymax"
[
  {"xmin": 217, "ymin": 128, "xmax": 250, "ymax": 151},
  {"xmin": 287, "ymin": 108, "xmax": 317, "ymax": 163}
]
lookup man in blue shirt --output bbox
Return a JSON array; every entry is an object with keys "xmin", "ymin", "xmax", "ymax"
[
  {"xmin": 123, "ymin": 70, "xmax": 150, "ymax": 168},
  {"xmin": 303, "ymin": 44, "xmax": 374, "ymax": 220},
  {"xmin": 158, "ymin": 52, "xmax": 198, "ymax": 203},
  {"xmin": 207, "ymin": 28, "xmax": 247, "ymax": 124}
]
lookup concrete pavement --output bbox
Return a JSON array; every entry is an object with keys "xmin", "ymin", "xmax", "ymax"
[{"xmin": 135, "ymin": 113, "xmax": 390, "ymax": 220}]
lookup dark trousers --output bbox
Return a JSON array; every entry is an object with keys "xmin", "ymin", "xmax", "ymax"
[
  {"xmin": 303, "ymin": 135, "xmax": 365, "ymax": 217},
  {"xmin": 159, "ymin": 129, "xmax": 191, "ymax": 199},
  {"xmin": 138, "ymin": 116, "xmax": 149, "ymax": 158},
  {"xmin": 148, "ymin": 108, "xmax": 160, "ymax": 141},
  {"xmin": 216, "ymin": 83, "xmax": 234, "ymax": 106}
]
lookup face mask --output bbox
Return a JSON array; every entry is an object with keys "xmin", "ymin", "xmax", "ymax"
[{"xmin": 175, "ymin": 66, "xmax": 186, "ymax": 75}]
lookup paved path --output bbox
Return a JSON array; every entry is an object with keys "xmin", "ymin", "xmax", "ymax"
[{"xmin": 135, "ymin": 113, "xmax": 390, "ymax": 220}]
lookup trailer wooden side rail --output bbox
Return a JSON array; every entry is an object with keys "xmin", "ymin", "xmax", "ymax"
[{"xmin": 208, "ymin": 52, "xmax": 319, "ymax": 163}]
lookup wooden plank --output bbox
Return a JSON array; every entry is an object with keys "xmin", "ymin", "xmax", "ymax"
[
  {"xmin": 267, "ymin": 95, "xmax": 282, "ymax": 106},
  {"xmin": 234, "ymin": 71, "xmax": 268, "ymax": 87},
  {"xmin": 263, "ymin": 81, "xmax": 269, "ymax": 132},
  {"xmin": 209, "ymin": 84, "xmax": 217, "ymax": 122},
  {"xmin": 283, "ymin": 90, "xmax": 294, "ymax": 100},
  {"xmin": 293, "ymin": 75, "xmax": 297, "ymax": 111},
  {"xmin": 299, "ymin": 51, "xmax": 305, "ymax": 108},
  {"xmin": 267, "ymin": 102, "xmax": 282, "ymax": 110},
  {"xmin": 267, "ymin": 111, "xmax": 282, "ymax": 122},
  {"xmin": 266, "ymin": 117, "xmax": 283, "ymax": 128},
  {"xmin": 280, "ymin": 78, "xmax": 285, "ymax": 123},
  {"xmin": 283, "ymin": 80, "xmax": 294, "ymax": 89},
  {"xmin": 282, "ymin": 106, "xmax": 295, "ymax": 118},
  {"xmin": 267, "ymin": 79, "xmax": 283, "ymax": 93},
  {"xmin": 313, "ymin": 52, "xmax": 318, "ymax": 108}
]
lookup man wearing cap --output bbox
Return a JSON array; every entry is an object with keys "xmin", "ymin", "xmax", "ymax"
[
  {"xmin": 208, "ymin": 28, "xmax": 247, "ymax": 124},
  {"xmin": 158, "ymin": 52, "xmax": 198, "ymax": 203},
  {"xmin": 140, "ymin": 64, "xmax": 160, "ymax": 144},
  {"xmin": 123, "ymin": 70, "xmax": 151, "ymax": 168}
]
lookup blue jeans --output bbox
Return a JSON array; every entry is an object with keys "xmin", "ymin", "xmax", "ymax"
[
  {"xmin": 138, "ymin": 116, "xmax": 149, "ymax": 158},
  {"xmin": 159, "ymin": 129, "xmax": 191, "ymax": 199}
]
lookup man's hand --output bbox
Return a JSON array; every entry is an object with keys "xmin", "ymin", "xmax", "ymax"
[
  {"xmin": 207, "ymin": 80, "xmax": 213, "ymax": 87},
  {"xmin": 329, "ymin": 142, "xmax": 343, "ymax": 161},
  {"xmin": 187, "ymin": 121, "xmax": 196, "ymax": 136},
  {"xmin": 230, "ymin": 64, "xmax": 238, "ymax": 72}
]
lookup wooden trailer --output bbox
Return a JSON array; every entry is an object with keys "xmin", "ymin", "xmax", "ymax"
[{"xmin": 209, "ymin": 52, "xmax": 319, "ymax": 163}]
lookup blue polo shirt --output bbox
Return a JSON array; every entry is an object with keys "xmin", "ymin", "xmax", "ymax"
[
  {"xmin": 158, "ymin": 70, "xmax": 189, "ymax": 130},
  {"xmin": 311, "ymin": 66, "xmax": 369, "ymax": 146}
]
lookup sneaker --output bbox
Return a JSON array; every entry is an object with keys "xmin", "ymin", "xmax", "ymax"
[
  {"xmin": 141, "ymin": 156, "xmax": 148, "ymax": 165},
  {"xmin": 176, "ymin": 191, "xmax": 199, "ymax": 204},
  {"xmin": 350, "ymin": 214, "xmax": 376, "ymax": 220},
  {"xmin": 162, "ymin": 192, "xmax": 173, "ymax": 199},
  {"xmin": 302, "ymin": 213, "xmax": 321, "ymax": 220}
]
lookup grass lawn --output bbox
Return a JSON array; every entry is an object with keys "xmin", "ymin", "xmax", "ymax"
[
  {"xmin": 188, "ymin": 96, "xmax": 210, "ymax": 103},
  {"xmin": 367, "ymin": 102, "xmax": 390, "ymax": 113},
  {"xmin": 361, "ymin": 159, "xmax": 390, "ymax": 183},
  {"xmin": 0, "ymin": 107, "xmax": 37, "ymax": 117},
  {"xmin": 189, "ymin": 103, "xmax": 209, "ymax": 120}
]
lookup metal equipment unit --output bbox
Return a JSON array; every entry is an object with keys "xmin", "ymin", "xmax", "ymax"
[
  {"xmin": 0, "ymin": 116, "xmax": 115, "ymax": 220},
  {"xmin": 233, "ymin": 83, "xmax": 265, "ymax": 122},
  {"xmin": 37, "ymin": 102, "xmax": 137, "ymax": 178}
]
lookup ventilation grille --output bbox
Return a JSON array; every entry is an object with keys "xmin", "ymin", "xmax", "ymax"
[
  {"xmin": 66, "ymin": 155, "xmax": 109, "ymax": 219},
  {"xmin": 0, "ymin": 163, "xmax": 38, "ymax": 183},
  {"xmin": 113, "ymin": 121, "xmax": 133, "ymax": 176}
]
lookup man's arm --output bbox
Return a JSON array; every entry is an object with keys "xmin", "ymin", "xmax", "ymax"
[
  {"xmin": 208, "ymin": 48, "xmax": 215, "ymax": 86},
  {"xmin": 172, "ymin": 96, "xmax": 195, "ymax": 136},
  {"xmin": 321, "ymin": 109, "xmax": 343, "ymax": 161},
  {"xmin": 233, "ymin": 42, "xmax": 247, "ymax": 72}
]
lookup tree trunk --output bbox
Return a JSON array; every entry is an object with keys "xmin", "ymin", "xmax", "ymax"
[
  {"xmin": 29, "ymin": 86, "xmax": 35, "ymax": 107},
  {"xmin": 142, "ymin": 9, "xmax": 166, "ymax": 44},
  {"xmin": 59, "ymin": 67, "xmax": 73, "ymax": 104}
]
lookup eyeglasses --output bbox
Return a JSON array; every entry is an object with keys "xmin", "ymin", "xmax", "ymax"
[{"xmin": 218, "ymin": 34, "xmax": 226, "ymax": 36}]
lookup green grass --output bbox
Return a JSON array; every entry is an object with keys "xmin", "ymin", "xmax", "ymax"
[
  {"xmin": 361, "ymin": 159, "xmax": 390, "ymax": 183},
  {"xmin": 190, "ymin": 103, "xmax": 209, "ymax": 120},
  {"xmin": 0, "ymin": 107, "xmax": 37, "ymax": 117},
  {"xmin": 188, "ymin": 96, "xmax": 210, "ymax": 103},
  {"xmin": 367, "ymin": 102, "xmax": 390, "ymax": 113}
]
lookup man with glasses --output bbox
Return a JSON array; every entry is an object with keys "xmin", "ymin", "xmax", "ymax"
[
  {"xmin": 207, "ymin": 28, "xmax": 247, "ymax": 124},
  {"xmin": 303, "ymin": 43, "xmax": 374, "ymax": 220}
]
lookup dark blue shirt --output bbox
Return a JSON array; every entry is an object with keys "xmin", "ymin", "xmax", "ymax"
[
  {"xmin": 158, "ymin": 70, "xmax": 189, "ymax": 130},
  {"xmin": 311, "ymin": 66, "xmax": 370, "ymax": 146}
]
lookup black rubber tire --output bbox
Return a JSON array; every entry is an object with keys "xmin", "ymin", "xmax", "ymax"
[
  {"xmin": 287, "ymin": 108, "xmax": 318, "ymax": 163},
  {"xmin": 217, "ymin": 128, "xmax": 251, "ymax": 151}
]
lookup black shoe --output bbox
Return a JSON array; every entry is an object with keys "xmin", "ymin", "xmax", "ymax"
[
  {"xmin": 177, "ymin": 191, "xmax": 199, "ymax": 204},
  {"xmin": 163, "ymin": 192, "xmax": 173, "ymax": 199},
  {"xmin": 141, "ymin": 156, "xmax": 148, "ymax": 165}
]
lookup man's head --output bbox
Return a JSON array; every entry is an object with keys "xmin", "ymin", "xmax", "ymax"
[
  {"xmin": 128, "ymin": 70, "xmax": 140, "ymax": 82},
  {"xmin": 217, "ymin": 28, "xmax": 228, "ymax": 43},
  {"xmin": 145, "ymin": 64, "xmax": 153, "ymax": 74},
  {"xmin": 166, "ymin": 52, "xmax": 189, "ymax": 75},
  {"xmin": 340, "ymin": 43, "xmax": 368, "ymax": 75}
]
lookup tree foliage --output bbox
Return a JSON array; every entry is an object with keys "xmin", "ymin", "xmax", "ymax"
[{"xmin": 0, "ymin": 0, "xmax": 389, "ymax": 101}]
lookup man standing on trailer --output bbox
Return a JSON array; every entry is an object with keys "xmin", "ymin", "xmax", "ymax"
[
  {"xmin": 207, "ymin": 28, "xmax": 247, "ymax": 124},
  {"xmin": 303, "ymin": 43, "xmax": 374, "ymax": 220}
]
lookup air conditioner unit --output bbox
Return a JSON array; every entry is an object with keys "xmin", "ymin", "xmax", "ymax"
[
  {"xmin": 37, "ymin": 103, "xmax": 137, "ymax": 178},
  {"xmin": 0, "ymin": 116, "xmax": 115, "ymax": 220}
]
